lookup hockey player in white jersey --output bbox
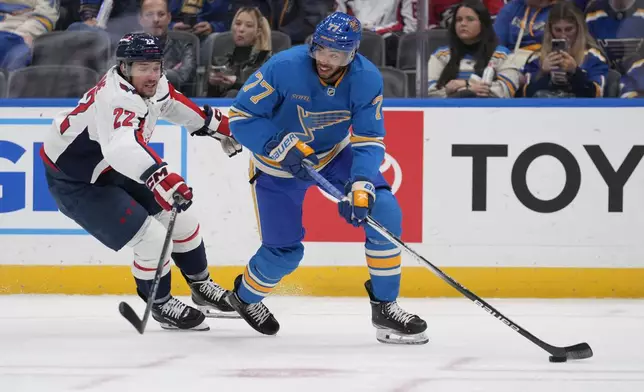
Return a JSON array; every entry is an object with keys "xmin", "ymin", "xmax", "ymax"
[{"xmin": 41, "ymin": 32, "xmax": 242, "ymax": 331}]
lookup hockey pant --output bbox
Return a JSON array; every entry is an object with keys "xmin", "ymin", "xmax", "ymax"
[
  {"xmin": 44, "ymin": 164, "xmax": 209, "ymax": 303},
  {"xmin": 238, "ymin": 146, "xmax": 402, "ymax": 304}
]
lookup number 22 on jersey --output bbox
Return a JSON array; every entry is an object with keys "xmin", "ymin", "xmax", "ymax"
[{"xmin": 113, "ymin": 108, "xmax": 136, "ymax": 129}]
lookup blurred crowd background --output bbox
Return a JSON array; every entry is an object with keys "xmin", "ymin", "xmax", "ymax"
[{"xmin": 0, "ymin": 0, "xmax": 643, "ymax": 99}]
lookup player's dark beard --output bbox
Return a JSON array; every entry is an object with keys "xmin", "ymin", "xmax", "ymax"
[
  {"xmin": 312, "ymin": 58, "xmax": 346, "ymax": 84},
  {"xmin": 322, "ymin": 66, "xmax": 346, "ymax": 84}
]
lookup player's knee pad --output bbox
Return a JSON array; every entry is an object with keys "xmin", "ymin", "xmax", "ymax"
[
  {"xmin": 252, "ymin": 243, "xmax": 304, "ymax": 277},
  {"xmin": 365, "ymin": 189, "xmax": 402, "ymax": 243},
  {"xmin": 127, "ymin": 216, "xmax": 172, "ymax": 280},
  {"xmin": 154, "ymin": 210, "xmax": 202, "ymax": 253}
]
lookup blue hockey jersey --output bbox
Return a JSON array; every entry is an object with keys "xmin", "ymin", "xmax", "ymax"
[
  {"xmin": 229, "ymin": 45, "xmax": 386, "ymax": 182},
  {"xmin": 586, "ymin": 0, "xmax": 644, "ymax": 39},
  {"xmin": 620, "ymin": 58, "xmax": 644, "ymax": 97}
]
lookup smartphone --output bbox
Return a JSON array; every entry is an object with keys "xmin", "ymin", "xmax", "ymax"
[
  {"xmin": 211, "ymin": 65, "xmax": 229, "ymax": 73},
  {"xmin": 182, "ymin": 14, "xmax": 197, "ymax": 27},
  {"xmin": 552, "ymin": 39, "xmax": 568, "ymax": 52}
]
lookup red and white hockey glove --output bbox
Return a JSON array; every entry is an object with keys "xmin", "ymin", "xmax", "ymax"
[
  {"xmin": 143, "ymin": 163, "xmax": 193, "ymax": 211},
  {"xmin": 192, "ymin": 104, "xmax": 243, "ymax": 157}
]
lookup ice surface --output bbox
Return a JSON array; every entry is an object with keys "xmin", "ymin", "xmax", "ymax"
[{"xmin": 0, "ymin": 295, "xmax": 643, "ymax": 392}]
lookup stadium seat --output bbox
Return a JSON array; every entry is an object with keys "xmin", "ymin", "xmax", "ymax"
[
  {"xmin": 31, "ymin": 31, "xmax": 112, "ymax": 74},
  {"xmin": 271, "ymin": 31, "xmax": 292, "ymax": 54},
  {"xmin": 167, "ymin": 31, "xmax": 200, "ymax": 96},
  {"xmin": 0, "ymin": 69, "xmax": 7, "ymax": 98},
  {"xmin": 404, "ymin": 69, "xmax": 417, "ymax": 97},
  {"xmin": 7, "ymin": 65, "xmax": 99, "ymax": 98},
  {"xmin": 397, "ymin": 29, "xmax": 449, "ymax": 70},
  {"xmin": 359, "ymin": 30, "xmax": 386, "ymax": 66},
  {"xmin": 379, "ymin": 66, "xmax": 407, "ymax": 97},
  {"xmin": 605, "ymin": 69, "xmax": 622, "ymax": 98}
]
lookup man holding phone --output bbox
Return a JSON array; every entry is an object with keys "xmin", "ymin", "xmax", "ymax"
[{"xmin": 169, "ymin": 0, "xmax": 232, "ymax": 38}]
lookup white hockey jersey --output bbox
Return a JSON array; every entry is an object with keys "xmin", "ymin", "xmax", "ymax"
[
  {"xmin": 335, "ymin": 0, "xmax": 417, "ymax": 35},
  {"xmin": 42, "ymin": 66, "xmax": 226, "ymax": 184},
  {"xmin": 0, "ymin": 0, "xmax": 59, "ymax": 38}
]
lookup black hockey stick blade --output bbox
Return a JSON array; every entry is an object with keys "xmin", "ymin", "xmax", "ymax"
[
  {"xmin": 119, "ymin": 301, "xmax": 145, "ymax": 334},
  {"xmin": 549, "ymin": 342, "xmax": 593, "ymax": 361}
]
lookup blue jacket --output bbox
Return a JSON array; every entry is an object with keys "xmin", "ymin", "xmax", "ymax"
[
  {"xmin": 621, "ymin": 58, "xmax": 644, "ymax": 97},
  {"xmin": 168, "ymin": 0, "xmax": 232, "ymax": 33},
  {"xmin": 494, "ymin": 0, "xmax": 555, "ymax": 50},
  {"xmin": 586, "ymin": 0, "xmax": 644, "ymax": 39}
]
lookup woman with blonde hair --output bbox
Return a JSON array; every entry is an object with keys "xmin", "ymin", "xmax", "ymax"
[
  {"xmin": 522, "ymin": 1, "xmax": 609, "ymax": 97},
  {"xmin": 207, "ymin": 7, "xmax": 272, "ymax": 97}
]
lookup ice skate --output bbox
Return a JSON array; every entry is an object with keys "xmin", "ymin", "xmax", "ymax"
[
  {"xmin": 226, "ymin": 275, "xmax": 280, "ymax": 335},
  {"xmin": 151, "ymin": 296, "xmax": 210, "ymax": 331},
  {"xmin": 365, "ymin": 280, "xmax": 428, "ymax": 345},
  {"xmin": 185, "ymin": 275, "xmax": 240, "ymax": 319}
]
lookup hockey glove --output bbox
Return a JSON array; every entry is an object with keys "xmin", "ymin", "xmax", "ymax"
[
  {"xmin": 338, "ymin": 178, "xmax": 376, "ymax": 226},
  {"xmin": 143, "ymin": 163, "xmax": 193, "ymax": 211},
  {"xmin": 192, "ymin": 104, "xmax": 243, "ymax": 157},
  {"xmin": 265, "ymin": 132, "xmax": 319, "ymax": 181}
]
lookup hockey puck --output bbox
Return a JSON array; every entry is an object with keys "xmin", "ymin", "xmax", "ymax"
[{"xmin": 549, "ymin": 356, "xmax": 567, "ymax": 363}]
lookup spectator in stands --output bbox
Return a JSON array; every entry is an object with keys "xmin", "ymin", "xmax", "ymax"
[
  {"xmin": 233, "ymin": 0, "xmax": 335, "ymax": 44},
  {"xmin": 169, "ymin": 0, "xmax": 233, "ymax": 39},
  {"xmin": 427, "ymin": 0, "xmax": 521, "ymax": 98},
  {"xmin": 586, "ymin": 0, "xmax": 644, "ymax": 40},
  {"xmin": 429, "ymin": 0, "xmax": 504, "ymax": 29},
  {"xmin": 69, "ymin": 0, "xmax": 139, "ymax": 36},
  {"xmin": 494, "ymin": 0, "xmax": 556, "ymax": 52},
  {"xmin": 56, "ymin": 0, "xmax": 80, "ymax": 30},
  {"xmin": 139, "ymin": 0, "xmax": 196, "ymax": 93},
  {"xmin": 335, "ymin": 0, "xmax": 417, "ymax": 66},
  {"xmin": 0, "ymin": 0, "xmax": 59, "ymax": 71},
  {"xmin": 207, "ymin": 6, "xmax": 271, "ymax": 97},
  {"xmin": 620, "ymin": 55, "xmax": 644, "ymax": 96},
  {"xmin": 522, "ymin": 1, "xmax": 608, "ymax": 97}
]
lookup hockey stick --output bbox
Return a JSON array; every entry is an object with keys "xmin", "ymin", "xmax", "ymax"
[
  {"xmin": 119, "ymin": 196, "xmax": 181, "ymax": 334},
  {"xmin": 303, "ymin": 164, "xmax": 593, "ymax": 362}
]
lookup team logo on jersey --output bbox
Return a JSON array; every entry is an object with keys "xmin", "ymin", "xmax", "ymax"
[
  {"xmin": 296, "ymin": 105, "xmax": 350, "ymax": 143},
  {"xmin": 326, "ymin": 87, "xmax": 335, "ymax": 96},
  {"xmin": 349, "ymin": 19, "xmax": 360, "ymax": 32}
]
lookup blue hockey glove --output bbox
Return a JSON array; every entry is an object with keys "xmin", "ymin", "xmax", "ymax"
[
  {"xmin": 265, "ymin": 133, "xmax": 319, "ymax": 181},
  {"xmin": 338, "ymin": 178, "xmax": 376, "ymax": 226}
]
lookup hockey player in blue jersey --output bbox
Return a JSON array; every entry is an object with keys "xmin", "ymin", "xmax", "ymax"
[{"xmin": 226, "ymin": 12, "xmax": 428, "ymax": 345}]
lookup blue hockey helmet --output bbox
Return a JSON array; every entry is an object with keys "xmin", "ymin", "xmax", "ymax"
[
  {"xmin": 116, "ymin": 32, "xmax": 164, "ymax": 64},
  {"xmin": 309, "ymin": 12, "xmax": 362, "ymax": 66}
]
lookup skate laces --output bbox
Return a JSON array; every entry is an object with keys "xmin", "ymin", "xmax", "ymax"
[
  {"xmin": 161, "ymin": 298, "xmax": 187, "ymax": 319},
  {"xmin": 247, "ymin": 302, "xmax": 271, "ymax": 325},
  {"xmin": 199, "ymin": 281, "xmax": 226, "ymax": 302},
  {"xmin": 385, "ymin": 302, "xmax": 415, "ymax": 325}
]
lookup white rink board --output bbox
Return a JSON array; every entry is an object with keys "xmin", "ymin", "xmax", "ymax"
[{"xmin": 2, "ymin": 105, "xmax": 644, "ymax": 268}]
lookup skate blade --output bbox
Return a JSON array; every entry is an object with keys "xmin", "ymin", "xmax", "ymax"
[
  {"xmin": 375, "ymin": 329, "xmax": 429, "ymax": 345},
  {"xmin": 159, "ymin": 321, "xmax": 210, "ymax": 332},
  {"xmin": 196, "ymin": 305, "xmax": 241, "ymax": 319}
]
